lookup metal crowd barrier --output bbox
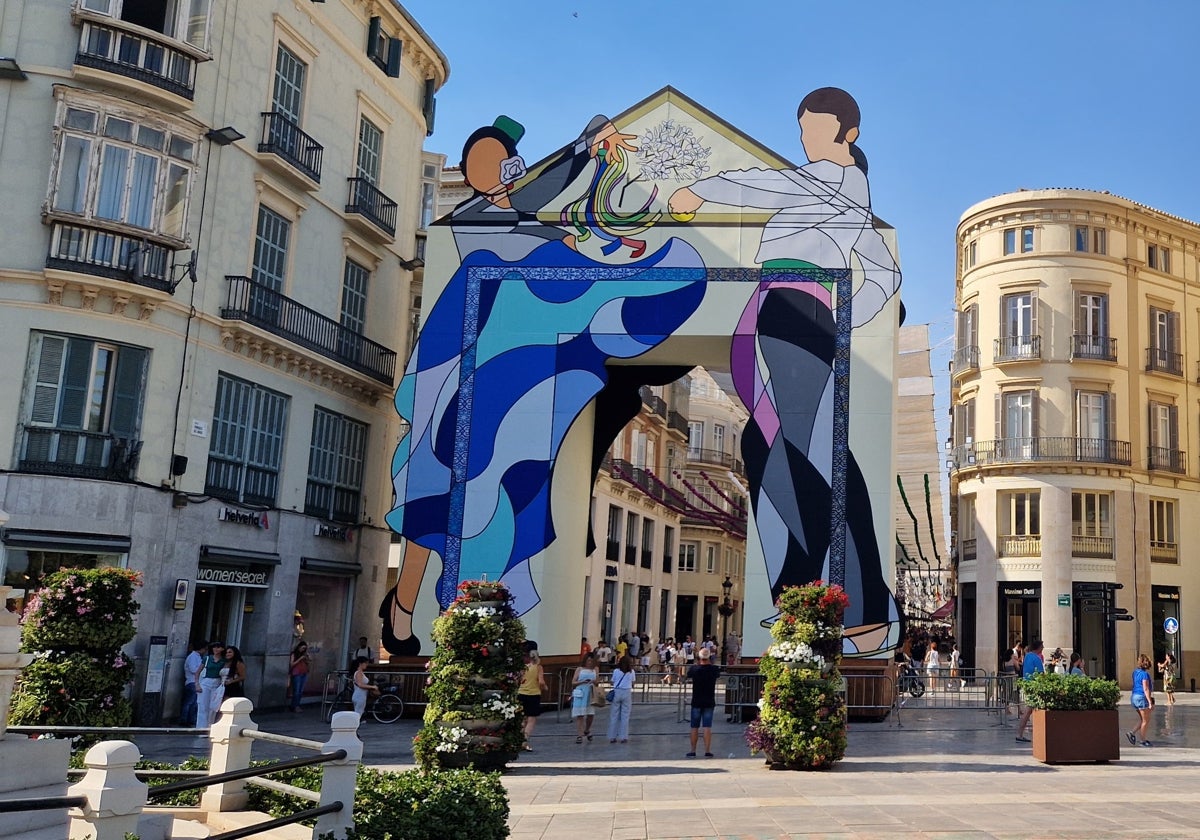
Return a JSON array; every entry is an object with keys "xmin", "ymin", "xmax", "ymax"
[
  {"xmin": 321, "ymin": 668, "xmax": 429, "ymax": 721},
  {"xmin": 553, "ymin": 666, "xmax": 691, "ymax": 722},
  {"xmin": 892, "ymin": 671, "xmax": 1016, "ymax": 728}
]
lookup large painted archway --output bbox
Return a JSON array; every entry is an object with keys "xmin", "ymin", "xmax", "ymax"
[{"xmin": 382, "ymin": 87, "xmax": 902, "ymax": 659}]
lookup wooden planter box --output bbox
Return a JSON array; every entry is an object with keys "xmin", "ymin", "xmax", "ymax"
[{"xmin": 1031, "ymin": 709, "xmax": 1120, "ymax": 763}]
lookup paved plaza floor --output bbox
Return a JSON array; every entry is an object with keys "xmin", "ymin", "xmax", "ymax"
[{"xmin": 132, "ymin": 689, "xmax": 1200, "ymax": 839}]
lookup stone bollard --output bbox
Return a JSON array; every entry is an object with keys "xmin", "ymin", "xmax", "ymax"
[
  {"xmin": 200, "ymin": 696, "xmax": 257, "ymax": 813},
  {"xmin": 68, "ymin": 740, "xmax": 147, "ymax": 840},
  {"xmin": 315, "ymin": 710, "xmax": 363, "ymax": 840}
]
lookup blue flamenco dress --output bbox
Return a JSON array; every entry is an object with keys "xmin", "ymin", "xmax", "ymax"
[{"xmin": 387, "ymin": 238, "xmax": 705, "ymax": 613}]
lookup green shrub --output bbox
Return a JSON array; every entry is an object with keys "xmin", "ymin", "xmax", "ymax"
[
  {"xmin": 1021, "ymin": 672, "xmax": 1120, "ymax": 710},
  {"xmin": 10, "ymin": 568, "xmax": 141, "ymax": 731}
]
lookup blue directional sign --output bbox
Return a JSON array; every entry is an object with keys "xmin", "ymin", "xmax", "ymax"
[{"xmin": 1164, "ymin": 617, "xmax": 1180, "ymax": 635}]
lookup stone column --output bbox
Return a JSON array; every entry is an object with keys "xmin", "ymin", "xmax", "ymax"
[
  {"xmin": 315, "ymin": 710, "xmax": 364, "ymax": 839},
  {"xmin": 200, "ymin": 697, "xmax": 256, "ymax": 812},
  {"xmin": 1040, "ymin": 484, "xmax": 1074, "ymax": 656}
]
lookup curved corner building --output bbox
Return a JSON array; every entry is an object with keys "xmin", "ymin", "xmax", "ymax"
[{"xmin": 952, "ymin": 189, "xmax": 1194, "ymax": 686}]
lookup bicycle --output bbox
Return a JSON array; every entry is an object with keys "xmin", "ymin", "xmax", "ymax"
[{"xmin": 324, "ymin": 672, "xmax": 405, "ymax": 723}]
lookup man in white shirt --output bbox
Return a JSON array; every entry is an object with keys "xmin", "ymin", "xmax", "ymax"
[
  {"xmin": 595, "ymin": 640, "xmax": 613, "ymax": 665},
  {"xmin": 181, "ymin": 639, "xmax": 206, "ymax": 727}
]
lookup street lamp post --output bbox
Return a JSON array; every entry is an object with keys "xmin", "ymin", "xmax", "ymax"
[{"xmin": 718, "ymin": 575, "xmax": 735, "ymax": 666}]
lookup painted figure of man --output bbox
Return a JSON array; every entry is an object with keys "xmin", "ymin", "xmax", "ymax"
[{"xmin": 670, "ymin": 87, "xmax": 901, "ymax": 655}]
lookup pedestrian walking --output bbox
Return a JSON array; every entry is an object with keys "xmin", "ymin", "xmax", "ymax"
[
  {"xmin": 1158, "ymin": 653, "xmax": 1178, "ymax": 705},
  {"xmin": 607, "ymin": 655, "xmax": 636, "ymax": 743},
  {"xmin": 1014, "ymin": 640, "xmax": 1044, "ymax": 742},
  {"xmin": 924, "ymin": 641, "xmax": 941, "ymax": 691},
  {"xmin": 686, "ymin": 647, "xmax": 720, "ymax": 757},
  {"xmin": 194, "ymin": 641, "xmax": 226, "ymax": 729},
  {"xmin": 1068, "ymin": 652, "xmax": 1086, "ymax": 675},
  {"xmin": 1126, "ymin": 653, "xmax": 1156, "ymax": 747},
  {"xmin": 351, "ymin": 655, "xmax": 379, "ymax": 716},
  {"xmin": 518, "ymin": 650, "xmax": 547, "ymax": 751},
  {"xmin": 288, "ymin": 642, "xmax": 310, "ymax": 712},
  {"xmin": 181, "ymin": 638, "xmax": 206, "ymax": 726}
]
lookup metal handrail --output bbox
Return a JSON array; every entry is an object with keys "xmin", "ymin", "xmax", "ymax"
[
  {"xmin": 207, "ymin": 803, "xmax": 342, "ymax": 840},
  {"xmin": 1146, "ymin": 347, "xmax": 1184, "ymax": 376},
  {"xmin": 146, "ymin": 750, "xmax": 346, "ymax": 800},
  {"xmin": 993, "ymin": 334, "xmax": 1041, "ymax": 362},
  {"xmin": 1071, "ymin": 334, "xmax": 1117, "ymax": 361},
  {"xmin": 951, "ymin": 437, "xmax": 1131, "ymax": 468},
  {"xmin": 258, "ymin": 112, "xmax": 323, "ymax": 182},
  {"xmin": 951, "ymin": 345, "xmax": 979, "ymax": 373},
  {"xmin": 345, "ymin": 177, "xmax": 398, "ymax": 237},
  {"xmin": 0, "ymin": 796, "xmax": 87, "ymax": 814},
  {"xmin": 75, "ymin": 19, "xmax": 197, "ymax": 99},
  {"xmin": 46, "ymin": 219, "xmax": 175, "ymax": 290}
]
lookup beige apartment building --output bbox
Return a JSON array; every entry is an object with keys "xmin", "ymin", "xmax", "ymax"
[
  {"xmin": 0, "ymin": 0, "xmax": 446, "ymax": 717},
  {"xmin": 951, "ymin": 188, "xmax": 1195, "ymax": 685}
]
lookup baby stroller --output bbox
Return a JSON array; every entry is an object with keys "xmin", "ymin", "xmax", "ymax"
[{"xmin": 896, "ymin": 658, "xmax": 926, "ymax": 698}]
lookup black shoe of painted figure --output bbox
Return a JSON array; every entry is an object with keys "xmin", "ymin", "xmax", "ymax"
[{"xmin": 379, "ymin": 589, "xmax": 421, "ymax": 657}]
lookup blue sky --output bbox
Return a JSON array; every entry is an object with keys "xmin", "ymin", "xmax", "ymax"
[{"xmin": 406, "ymin": 0, "xmax": 1200, "ymax": 348}]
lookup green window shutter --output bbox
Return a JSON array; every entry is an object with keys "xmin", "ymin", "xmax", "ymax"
[
  {"xmin": 367, "ymin": 16, "xmax": 383, "ymax": 60},
  {"xmin": 1169, "ymin": 404, "xmax": 1179, "ymax": 451},
  {"xmin": 1105, "ymin": 393, "xmax": 1116, "ymax": 443},
  {"xmin": 58, "ymin": 339, "xmax": 94, "ymax": 430},
  {"xmin": 423, "ymin": 79, "xmax": 436, "ymax": 136},
  {"xmin": 31, "ymin": 335, "xmax": 67, "ymax": 425},
  {"xmin": 109, "ymin": 346, "xmax": 147, "ymax": 440},
  {"xmin": 386, "ymin": 38, "xmax": 402, "ymax": 77}
]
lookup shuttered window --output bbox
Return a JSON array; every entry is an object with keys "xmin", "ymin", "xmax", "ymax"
[
  {"xmin": 305, "ymin": 407, "xmax": 368, "ymax": 523},
  {"xmin": 206, "ymin": 374, "xmax": 289, "ymax": 505}
]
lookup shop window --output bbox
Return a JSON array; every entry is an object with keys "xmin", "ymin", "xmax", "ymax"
[
  {"xmin": 305, "ymin": 408, "xmax": 368, "ymax": 524},
  {"xmin": 206, "ymin": 374, "xmax": 289, "ymax": 506},
  {"xmin": 1, "ymin": 549, "xmax": 125, "ymax": 614}
]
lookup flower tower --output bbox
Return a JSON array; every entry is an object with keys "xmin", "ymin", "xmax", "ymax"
[
  {"xmin": 413, "ymin": 580, "xmax": 527, "ymax": 771},
  {"xmin": 9, "ymin": 567, "xmax": 141, "ymax": 729},
  {"xmin": 746, "ymin": 581, "xmax": 849, "ymax": 770}
]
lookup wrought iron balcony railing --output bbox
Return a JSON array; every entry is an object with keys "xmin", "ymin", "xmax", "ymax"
[
  {"xmin": 667, "ymin": 410, "xmax": 690, "ymax": 436},
  {"xmin": 1146, "ymin": 347, "xmax": 1183, "ymax": 376},
  {"xmin": 993, "ymin": 334, "xmax": 1041, "ymax": 362},
  {"xmin": 1150, "ymin": 540, "xmax": 1178, "ymax": 563},
  {"xmin": 1148, "ymin": 445, "xmax": 1186, "ymax": 474},
  {"xmin": 687, "ymin": 447, "xmax": 736, "ymax": 469},
  {"xmin": 1071, "ymin": 334, "xmax": 1117, "ymax": 361},
  {"xmin": 345, "ymin": 178, "xmax": 397, "ymax": 237},
  {"xmin": 951, "ymin": 345, "xmax": 979, "ymax": 374},
  {"xmin": 605, "ymin": 538, "xmax": 620, "ymax": 563},
  {"xmin": 76, "ymin": 19, "xmax": 196, "ymax": 99},
  {"xmin": 258, "ymin": 112, "xmax": 323, "ymax": 183},
  {"xmin": 950, "ymin": 437, "xmax": 1131, "ymax": 469},
  {"xmin": 222, "ymin": 275, "xmax": 396, "ymax": 384},
  {"xmin": 46, "ymin": 220, "xmax": 175, "ymax": 292},
  {"xmin": 624, "ymin": 544, "xmax": 637, "ymax": 564},
  {"xmin": 19, "ymin": 427, "xmax": 140, "ymax": 481}
]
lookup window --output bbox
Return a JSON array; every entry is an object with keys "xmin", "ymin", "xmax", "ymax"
[
  {"xmin": 606, "ymin": 505, "xmax": 623, "ymax": 562},
  {"xmin": 206, "ymin": 374, "xmax": 289, "ymax": 506},
  {"xmin": 340, "ymin": 259, "xmax": 369, "ymax": 334},
  {"xmin": 49, "ymin": 100, "xmax": 196, "ymax": 239},
  {"xmin": 995, "ymin": 389, "xmax": 1037, "ymax": 460},
  {"xmin": 365, "ymin": 16, "xmax": 402, "ymax": 77},
  {"xmin": 1075, "ymin": 292, "xmax": 1107, "ymax": 337},
  {"xmin": 80, "ymin": 0, "xmax": 214, "ymax": 50},
  {"xmin": 998, "ymin": 291, "xmax": 1039, "ymax": 360},
  {"xmin": 1000, "ymin": 491, "xmax": 1040, "ymax": 536},
  {"xmin": 624, "ymin": 512, "xmax": 639, "ymax": 565},
  {"xmin": 952, "ymin": 398, "xmax": 974, "ymax": 448},
  {"xmin": 662, "ymin": 525, "xmax": 674, "ymax": 573},
  {"xmin": 1150, "ymin": 498, "xmax": 1177, "ymax": 562},
  {"xmin": 272, "ymin": 45, "xmax": 306, "ymax": 125},
  {"xmin": 356, "ymin": 117, "xmax": 383, "ymax": 185},
  {"xmin": 953, "ymin": 302, "xmax": 979, "ymax": 370},
  {"xmin": 712, "ymin": 424, "xmax": 725, "ymax": 454},
  {"xmin": 962, "ymin": 239, "xmax": 977, "ymax": 270},
  {"xmin": 1003, "ymin": 226, "xmax": 1034, "ymax": 255},
  {"xmin": 960, "ymin": 495, "xmax": 977, "ymax": 560},
  {"xmin": 305, "ymin": 408, "xmax": 368, "ymax": 523},
  {"xmin": 631, "ymin": 429, "xmax": 647, "ymax": 469},
  {"xmin": 1148, "ymin": 307, "xmax": 1181, "ymax": 374},
  {"xmin": 706, "ymin": 544, "xmax": 716, "ymax": 574},
  {"xmin": 678, "ymin": 543, "xmax": 697, "ymax": 573},
  {"xmin": 1148, "ymin": 244, "xmax": 1171, "ymax": 273},
  {"xmin": 688, "ymin": 421, "xmax": 704, "ymax": 455},
  {"xmin": 20, "ymin": 333, "xmax": 147, "ymax": 478},
  {"xmin": 640, "ymin": 520, "xmax": 654, "ymax": 569},
  {"xmin": 1075, "ymin": 390, "xmax": 1115, "ymax": 451},
  {"xmin": 252, "ymin": 206, "xmax": 290, "ymax": 291},
  {"xmin": 1148, "ymin": 401, "xmax": 1180, "ymax": 471},
  {"xmin": 1074, "ymin": 226, "xmax": 1106, "ymax": 254},
  {"xmin": 419, "ymin": 181, "xmax": 436, "ymax": 231},
  {"xmin": 1072, "ymin": 492, "xmax": 1111, "ymax": 537}
]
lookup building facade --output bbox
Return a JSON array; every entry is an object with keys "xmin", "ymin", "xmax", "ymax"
[
  {"xmin": 0, "ymin": 0, "xmax": 446, "ymax": 717},
  {"xmin": 951, "ymin": 189, "xmax": 1195, "ymax": 684}
]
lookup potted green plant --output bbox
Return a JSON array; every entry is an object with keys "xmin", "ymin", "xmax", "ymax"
[{"xmin": 1022, "ymin": 672, "xmax": 1121, "ymax": 763}]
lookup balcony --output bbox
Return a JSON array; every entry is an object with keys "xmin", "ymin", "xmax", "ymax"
[
  {"xmin": 258, "ymin": 112, "xmax": 323, "ymax": 184},
  {"xmin": 667, "ymin": 410, "xmax": 689, "ymax": 437},
  {"xmin": 1148, "ymin": 445, "xmax": 1186, "ymax": 474},
  {"xmin": 304, "ymin": 481, "xmax": 360, "ymax": 525},
  {"xmin": 961, "ymin": 538, "xmax": 977, "ymax": 562},
  {"xmin": 205, "ymin": 457, "xmax": 277, "ymax": 507},
  {"xmin": 993, "ymin": 335, "xmax": 1041, "ymax": 363},
  {"xmin": 75, "ymin": 18, "xmax": 197, "ymax": 102},
  {"xmin": 1071, "ymin": 535, "xmax": 1114, "ymax": 559},
  {"xmin": 1071, "ymin": 335, "xmax": 1117, "ymax": 362},
  {"xmin": 605, "ymin": 538, "xmax": 620, "ymax": 563},
  {"xmin": 19, "ymin": 427, "xmax": 141, "ymax": 482},
  {"xmin": 688, "ymin": 447, "xmax": 736, "ymax": 469},
  {"xmin": 951, "ymin": 345, "xmax": 979, "ymax": 375},
  {"xmin": 345, "ymin": 178, "xmax": 398, "ymax": 239},
  {"xmin": 998, "ymin": 535, "xmax": 1041, "ymax": 557},
  {"xmin": 1151, "ymin": 540, "xmax": 1179, "ymax": 563},
  {"xmin": 1146, "ymin": 347, "xmax": 1183, "ymax": 377},
  {"xmin": 951, "ymin": 437, "xmax": 1131, "ymax": 469},
  {"xmin": 46, "ymin": 220, "xmax": 176, "ymax": 292},
  {"xmin": 638, "ymin": 386, "xmax": 668, "ymax": 421},
  {"xmin": 222, "ymin": 275, "xmax": 397, "ymax": 385}
]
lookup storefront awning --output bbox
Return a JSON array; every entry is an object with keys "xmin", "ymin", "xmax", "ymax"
[
  {"xmin": 2, "ymin": 528, "xmax": 131, "ymax": 553},
  {"xmin": 300, "ymin": 557, "xmax": 363, "ymax": 575},
  {"xmin": 200, "ymin": 545, "xmax": 281, "ymax": 566},
  {"xmin": 929, "ymin": 598, "xmax": 956, "ymax": 620}
]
